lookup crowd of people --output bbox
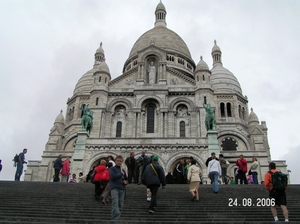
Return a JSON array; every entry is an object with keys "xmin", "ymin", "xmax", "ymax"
[{"xmin": 12, "ymin": 148, "xmax": 289, "ymax": 222}]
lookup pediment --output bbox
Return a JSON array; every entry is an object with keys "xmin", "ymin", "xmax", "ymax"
[{"xmin": 250, "ymin": 127, "xmax": 263, "ymax": 135}]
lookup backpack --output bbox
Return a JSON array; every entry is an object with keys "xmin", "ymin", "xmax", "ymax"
[
  {"xmin": 13, "ymin": 154, "xmax": 19, "ymax": 163},
  {"xmin": 269, "ymin": 171, "xmax": 288, "ymax": 191},
  {"xmin": 99, "ymin": 169, "xmax": 110, "ymax": 181}
]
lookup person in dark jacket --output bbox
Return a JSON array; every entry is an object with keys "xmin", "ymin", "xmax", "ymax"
[
  {"xmin": 109, "ymin": 155, "xmax": 128, "ymax": 220},
  {"xmin": 15, "ymin": 148, "xmax": 28, "ymax": 181},
  {"xmin": 142, "ymin": 155, "xmax": 166, "ymax": 213},
  {"xmin": 125, "ymin": 152, "xmax": 137, "ymax": 183},
  {"xmin": 53, "ymin": 154, "xmax": 63, "ymax": 182}
]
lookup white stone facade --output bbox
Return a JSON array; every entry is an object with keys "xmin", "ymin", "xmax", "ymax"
[{"xmin": 25, "ymin": 2, "xmax": 287, "ymax": 183}]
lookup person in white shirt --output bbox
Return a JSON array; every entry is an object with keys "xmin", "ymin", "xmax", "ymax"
[{"xmin": 207, "ymin": 152, "xmax": 222, "ymax": 193}]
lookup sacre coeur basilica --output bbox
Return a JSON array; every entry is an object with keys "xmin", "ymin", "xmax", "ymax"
[{"xmin": 25, "ymin": 2, "xmax": 287, "ymax": 183}]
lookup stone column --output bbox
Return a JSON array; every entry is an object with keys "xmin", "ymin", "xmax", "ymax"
[
  {"xmin": 72, "ymin": 131, "xmax": 88, "ymax": 175},
  {"xmin": 136, "ymin": 63, "xmax": 145, "ymax": 85},
  {"xmin": 207, "ymin": 130, "xmax": 220, "ymax": 155}
]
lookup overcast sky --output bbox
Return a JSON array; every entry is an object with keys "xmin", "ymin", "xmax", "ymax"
[{"xmin": 0, "ymin": 0, "xmax": 299, "ymax": 183}]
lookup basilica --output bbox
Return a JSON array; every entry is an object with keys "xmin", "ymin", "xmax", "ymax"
[{"xmin": 25, "ymin": 2, "xmax": 286, "ymax": 182}]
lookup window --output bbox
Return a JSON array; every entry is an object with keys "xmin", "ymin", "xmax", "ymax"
[
  {"xmin": 221, "ymin": 138, "xmax": 238, "ymax": 150},
  {"xmin": 227, "ymin": 103, "xmax": 232, "ymax": 117},
  {"xmin": 180, "ymin": 121, "xmax": 185, "ymax": 137},
  {"xmin": 99, "ymin": 77, "xmax": 101, "ymax": 82},
  {"xmin": 202, "ymin": 75, "xmax": 205, "ymax": 81},
  {"xmin": 116, "ymin": 122, "xmax": 122, "ymax": 137},
  {"xmin": 238, "ymin": 105, "xmax": 242, "ymax": 118},
  {"xmin": 242, "ymin": 107, "xmax": 245, "ymax": 120},
  {"xmin": 220, "ymin": 103, "xmax": 225, "ymax": 117},
  {"xmin": 146, "ymin": 105, "xmax": 155, "ymax": 133},
  {"xmin": 204, "ymin": 96, "xmax": 207, "ymax": 105},
  {"xmin": 96, "ymin": 97, "xmax": 99, "ymax": 106}
]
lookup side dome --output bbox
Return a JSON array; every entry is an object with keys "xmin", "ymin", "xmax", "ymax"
[
  {"xmin": 73, "ymin": 69, "xmax": 94, "ymax": 94},
  {"xmin": 128, "ymin": 26, "xmax": 192, "ymax": 60},
  {"xmin": 55, "ymin": 110, "xmax": 65, "ymax": 124},
  {"xmin": 95, "ymin": 61, "xmax": 110, "ymax": 75},
  {"xmin": 195, "ymin": 56, "xmax": 209, "ymax": 72},
  {"xmin": 248, "ymin": 108, "xmax": 259, "ymax": 126},
  {"xmin": 211, "ymin": 65, "xmax": 243, "ymax": 95}
]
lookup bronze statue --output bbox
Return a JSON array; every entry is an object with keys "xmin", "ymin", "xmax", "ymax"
[
  {"xmin": 204, "ymin": 104, "xmax": 215, "ymax": 131},
  {"xmin": 81, "ymin": 104, "xmax": 93, "ymax": 133}
]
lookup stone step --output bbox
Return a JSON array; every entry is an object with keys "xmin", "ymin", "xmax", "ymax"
[{"xmin": 0, "ymin": 181, "xmax": 299, "ymax": 223}]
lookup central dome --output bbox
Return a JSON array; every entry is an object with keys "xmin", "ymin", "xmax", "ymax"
[{"xmin": 129, "ymin": 26, "xmax": 192, "ymax": 60}]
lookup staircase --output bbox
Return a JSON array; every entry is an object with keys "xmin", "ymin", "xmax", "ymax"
[{"xmin": 0, "ymin": 181, "xmax": 299, "ymax": 223}]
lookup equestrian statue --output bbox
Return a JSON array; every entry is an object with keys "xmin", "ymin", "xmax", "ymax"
[
  {"xmin": 81, "ymin": 104, "xmax": 93, "ymax": 133},
  {"xmin": 204, "ymin": 104, "xmax": 215, "ymax": 131}
]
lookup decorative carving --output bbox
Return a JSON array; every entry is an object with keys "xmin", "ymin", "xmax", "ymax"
[
  {"xmin": 125, "ymin": 79, "xmax": 133, "ymax": 85},
  {"xmin": 177, "ymin": 105, "xmax": 188, "ymax": 116},
  {"xmin": 171, "ymin": 78, "xmax": 178, "ymax": 85}
]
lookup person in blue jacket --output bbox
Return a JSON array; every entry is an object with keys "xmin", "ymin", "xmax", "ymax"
[
  {"xmin": 142, "ymin": 155, "xmax": 166, "ymax": 213},
  {"xmin": 109, "ymin": 155, "xmax": 128, "ymax": 220}
]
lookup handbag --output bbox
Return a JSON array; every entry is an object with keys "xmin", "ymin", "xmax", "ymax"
[
  {"xmin": 226, "ymin": 160, "xmax": 230, "ymax": 167},
  {"xmin": 248, "ymin": 169, "xmax": 252, "ymax": 175}
]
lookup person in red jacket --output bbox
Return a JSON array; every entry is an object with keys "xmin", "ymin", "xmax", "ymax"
[
  {"xmin": 236, "ymin": 154, "xmax": 248, "ymax": 184},
  {"xmin": 93, "ymin": 160, "xmax": 107, "ymax": 201},
  {"xmin": 61, "ymin": 157, "xmax": 70, "ymax": 183}
]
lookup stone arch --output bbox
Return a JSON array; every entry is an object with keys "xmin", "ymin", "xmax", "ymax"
[
  {"xmin": 140, "ymin": 48, "xmax": 165, "ymax": 63},
  {"xmin": 218, "ymin": 131, "xmax": 250, "ymax": 151},
  {"xmin": 169, "ymin": 97, "xmax": 196, "ymax": 112},
  {"xmin": 137, "ymin": 95, "xmax": 164, "ymax": 109},
  {"xmin": 62, "ymin": 134, "xmax": 77, "ymax": 151},
  {"xmin": 107, "ymin": 98, "xmax": 133, "ymax": 112},
  {"xmin": 85, "ymin": 152, "xmax": 120, "ymax": 173},
  {"xmin": 165, "ymin": 151, "xmax": 206, "ymax": 174}
]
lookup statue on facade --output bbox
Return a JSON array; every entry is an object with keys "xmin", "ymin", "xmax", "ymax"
[
  {"xmin": 148, "ymin": 61, "xmax": 156, "ymax": 84},
  {"xmin": 81, "ymin": 104, "xmax": 93, "ymax": 133},
  {"xmin": 204, "ymin": 104, "xmax": 215, "ymax": 131}
]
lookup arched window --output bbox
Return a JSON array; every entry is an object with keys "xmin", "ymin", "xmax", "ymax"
[
  {"xmin": 221, "ymin": 137, "xmax": 238, "ymax": 151},
  {"xmin": 147, "ymin": 105, "xmax": 155, "ymax": 133},
  {"xmin": 180, "ymin": 121, "xmax": 185, "ymax": 137},
  {"xmin": 96, "ymin": 97, "xmax": 99, "ymax": 106},
  {"xmin": 99, "ymin": 77, "xmax": 101, "ymax": 82},
  {"xmin": 220, "ymin": 103, "xmax": 225, "ymax": 117},
  {"xmin": 238, "ymin": 105, "xmax": 242, "ymax": 118},
  {"xmin": 116, "ymin": 121, "xmax": 122, "ymax": 137},
  {"xmin": 202, "ymin": 75, "xmax": 205, "ymax": 81},
  {"xmin": 242, "ymin": 107, "xmax": 245, "ymax": 120},
  {"xmin": 204, "ymin": 96, "xmax": 207, "ymax": 105},
  {"xmin": 227, "ymin": 102, "xmax": 232, "ymax": 117}
]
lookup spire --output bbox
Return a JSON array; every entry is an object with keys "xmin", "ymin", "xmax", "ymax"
[
  {"xmin": 94, "ymin": 42, "xmax": 105, "ymax": 66},
  {"xmin": 155, "ymin": 1, "xmax": 167, "ymax": 27},
  {"xmin": 211, "ymin": 40, "xmax": 222, "ymax": 67}
]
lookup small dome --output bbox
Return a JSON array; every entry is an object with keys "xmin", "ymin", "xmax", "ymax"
[
  {"xmin": 248, "ymin": 108, "xmax": 259, "ymax": 126},
  {"xmin": 156, "ymin": 1, "xmax": 166, "ymax": 11},
  {"xmin": 55, "ymin": 110, "xmax": 65, "ymax": 124},
  {"xmin": 95, "ymin": 42, "xmax": 104, "ymax": 55},
  {"xmin": 211, "ymin": 64, "xmax": 243, "ymax": 95},
  {"xmin": 212, "ymin": 40, "xmax": 221, "ymax": 52},
  {"xmin": 195, "ymin": 56, "xmax": 209, "ymax": 71},
  {"xmin": 95, "ymin": 61, "xmax": 110, "ymax": 74}
]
